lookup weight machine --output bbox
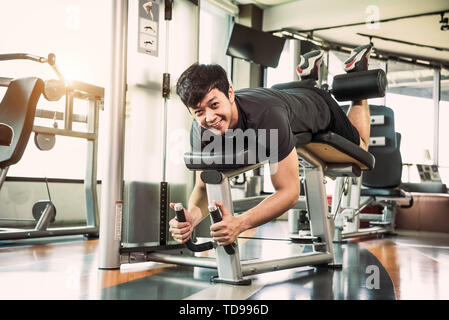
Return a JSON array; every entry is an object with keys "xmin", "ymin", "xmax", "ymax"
[{"xmin": 0, "ymin": 53, "xmax": 103, "ymax": 240}]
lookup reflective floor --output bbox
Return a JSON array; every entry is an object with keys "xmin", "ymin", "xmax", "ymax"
[{"xmin": 1, "ymin": 221, "xmax": 449, "ymax": 300}]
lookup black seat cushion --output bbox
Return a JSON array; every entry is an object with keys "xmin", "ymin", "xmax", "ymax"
[
  {"xmin": 0, "ymin": 77, "xmax": 44, "ymax": 168},
  {"xmin": 184, "ymin": 131, "xmax": 375, "ymax": 171},
  {"xmin": 361, "ymin": 188, "xmax": 404, "ymax": 197}
]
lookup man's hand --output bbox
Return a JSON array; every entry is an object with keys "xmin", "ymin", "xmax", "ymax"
[
  {"xmin": 168, "ymin": 203, "xmax": 194, "ymax": 244},
  {"xmin": 209, "ymin": 200, "xmax": 242, "ymax": 246}
]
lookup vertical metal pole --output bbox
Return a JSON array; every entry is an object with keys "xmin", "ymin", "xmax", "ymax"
[
  {"xmin": 0, "ymin": 167, "xmax": 9, "ymax": 192},
  {"xmin": 331, "ymin": 177, "xmax": 344, "ymax": 216},
  {"xmin": 98, "ymin": 0, "xmax": 128, "ymax": 269},
  {"xmin": 304, "ymin": 166, "xmax": 334, "ymax": 255},
  {"xmin": 85, "ymin": 98, "xmax": 100, "ymax": 228},
  {"xmin": 433, "ymin": 68, "xmax": 440, "ymax": 166},
  {"xmin": 161, "ymin": 20, "xmax": 170, "ymax": 182},
  {"xmin": 204, "ymin": 174, "xmax": 245, "ymax": 284},
  {"xmin": 64, "ymin": 92, "xmax": 74, "ymax": 130},
  {"xmin": 382, "ymin": 59, "xmax": 387, "ymax": 106}
]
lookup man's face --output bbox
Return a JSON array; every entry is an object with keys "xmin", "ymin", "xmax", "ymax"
[{"xmin": 190, "ymin": 86, "xmax": 236, "ymax": 135}]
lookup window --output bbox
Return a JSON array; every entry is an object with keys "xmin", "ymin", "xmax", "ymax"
[
  {"xmin": 438, "ymin": 68, "xmax": 449, "ymax": 183},
  {"xmin": 386, "ymin": 60, "xmax": 435, "ymax": 171},
  {"xmin": 266, "ymin": 39, "xmax": 295, "ymax": 88}
]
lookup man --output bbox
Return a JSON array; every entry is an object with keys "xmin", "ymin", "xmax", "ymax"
[{"xmin": 169, "ymin": 44, "xmax": 373, "ymax": 247}]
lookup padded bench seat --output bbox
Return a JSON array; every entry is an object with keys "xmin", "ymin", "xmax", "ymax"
[
  {"xmin": 184, "ymin": 131, "xmax": 375, "ymax": 172},
  {"xmin": 297, "ymin": 132, "xmax": 374, "ymax": 171}
]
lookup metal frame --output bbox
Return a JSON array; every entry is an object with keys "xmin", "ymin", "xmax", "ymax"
[
  {"xmin": 130, "ymin": 146, "xmax": 338, "ymax": 285},
  {"xmin": 331, "ymin": 175, "xmax": 412, "ymax": 242},
  {"xmin": 98, "ymin": 0, "xmax": 128, "ymax": 269}
]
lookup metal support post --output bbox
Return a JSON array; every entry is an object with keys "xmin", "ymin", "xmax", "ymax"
[{"xmin": 98, "ymin": 0, "xmax": 128, "ymax": 269}]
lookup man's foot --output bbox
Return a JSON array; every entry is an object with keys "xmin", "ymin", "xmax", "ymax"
[
  {"xmin": 296, "ymin": 50, "xmax": 324, "ymax": 81},
  {"xmin": 343, "ymin": 44, "xmax": 372, "ymax": 73}
]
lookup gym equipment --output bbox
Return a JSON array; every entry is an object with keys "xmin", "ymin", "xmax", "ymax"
[
  {"xmin": 174, "ymin": 203, "xmax": 214, "ymax": 252},
  {"xmin": 173, "ymin": 203, "xmax": 235, "ymax": 254},
  {"xmin": 331, "ymin": 69, "xmax": 386, "ymax": 102},
  {"xmin": 117, "ymin": 71, "xmax": 381, "ymax": 284},
  {"xmin": 273, "ymin": 69, "xmax": 387, "ymax": 241},
  {"xmin": 139, "ymin": 127, "xmax": 373, "ymax": 285},
  {"xmin": 0, "ymin": 53, "xmax": 104, "ymax": 240},
  {"xmin": 400, "ymin": 182, "xmax": 447, "ymax": 193},
  {"xmin": 272, "ymin": 68, "xmax": 387, "ymax": 103},
  {"xmin": 332, "ymin": 105, "xmax": 413, "ymax": 242},
  {"xmin": 99, "ymin": 0, "xmax": 187, "ymax": 269},
  {"xmin": 208, "ymin": 205, "xmax": 236, "ymax": 255}
]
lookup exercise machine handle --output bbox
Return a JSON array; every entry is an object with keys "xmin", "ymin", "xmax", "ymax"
[
  {"xmin": 0, "ymin": 53, "xmax": 46, "ymax": 63},
  {"xmin": 398, "ymin": 194, "xmax": 414, "ymax": 209},
  {"xmin": 209, "ymin": 205, "xmax": 235, "ymax": 255},
  {"xmin": 174, "ymin": 203, "xmax": 213, "ymax": 252}
]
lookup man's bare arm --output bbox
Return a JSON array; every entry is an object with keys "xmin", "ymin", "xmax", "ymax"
[
  {"xmin": 187, "ymin": 171, "xmax": 210, "ymax": 226},
  {"xmin": 238, "ymin": 148, "xmax": 300, "ymax": 230},
  {"xmin": 210, "ymin": 148, "xmax": 300, "ymax": 246}
]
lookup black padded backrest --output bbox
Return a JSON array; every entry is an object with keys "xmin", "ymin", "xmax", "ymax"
[
  {"xmin": 363, "ymin": 130, "xmax": 402, "ymax": 188},
  {"xmin": 271, "ymin": 79, "xmax": 316, "ymax": 90},
  {"xmin": 367, "ymin": 105, "xmax": 396, "ymax": 151},
  {"xmin": 0, "ymin": 77, "xmax": 44, "ymax": 168}
]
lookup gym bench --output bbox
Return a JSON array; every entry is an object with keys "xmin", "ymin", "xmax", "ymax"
[{"xmin": 145, "ymin": 127, "xmax": 374, "ymax": 285}]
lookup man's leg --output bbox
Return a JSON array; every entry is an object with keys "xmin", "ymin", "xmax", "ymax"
[
  {"xmin": 347, "ymin": 99, "xmax": 370, "ymax": 150},
  {"xmin": 343, "ymin": 44, "xmax": 373, "ymax": 151}
]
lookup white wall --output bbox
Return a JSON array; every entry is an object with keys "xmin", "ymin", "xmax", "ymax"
[{"xmin": 123, "ymin": 0, "xmax": 197, "ymax": 189}]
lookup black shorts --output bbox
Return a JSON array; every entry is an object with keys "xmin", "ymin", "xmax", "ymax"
[
  {"xmin": 326, "ymin": 101, "xmax": 360, "ymax": 145},
  {"xmin": 314, "ymin": 88, "xmax": 361, "ymax": 146},
  {"xmin": 277, "ymin": 81, "xmax": 361, "ymax": 146}
]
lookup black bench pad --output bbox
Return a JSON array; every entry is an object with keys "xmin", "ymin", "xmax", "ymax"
[
  {"xmin": 361, "ymin": 188, "xmax": 404, "ymax": 197},
  {"xmin": 184, "ymin": 131, "xmax": 374, "ymax": 171}
]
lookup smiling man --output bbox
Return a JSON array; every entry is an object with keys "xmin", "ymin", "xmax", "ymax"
[{"xmin": 169, "ymin": 44, "xmax": 372, "ymax": 248}]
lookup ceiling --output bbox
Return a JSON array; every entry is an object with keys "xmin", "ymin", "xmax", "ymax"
[{"xmin": 235, "ymin": 0, "xmax": 449, "ymax": 66}]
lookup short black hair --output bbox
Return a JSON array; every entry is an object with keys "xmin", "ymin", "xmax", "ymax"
[{"xmin": 176, "ymin": 63, "xmax": 230, "ymax": 109}]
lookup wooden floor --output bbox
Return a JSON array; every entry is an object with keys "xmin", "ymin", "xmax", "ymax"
[
  {"xmin": 360, "ymin": 233, "xmax": 449, "ymax": 300},
  {"xmin": 1, "ymin": 227, "xmax": 449, "ymax": 300}
]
